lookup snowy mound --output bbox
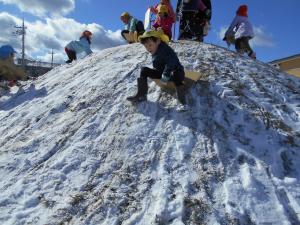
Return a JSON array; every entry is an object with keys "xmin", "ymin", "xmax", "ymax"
[{"xmin": 0, "ymin": 41, "xmax": 300, "ymax": 225}]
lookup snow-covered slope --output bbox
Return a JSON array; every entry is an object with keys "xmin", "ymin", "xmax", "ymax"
[{"xmin": 0, "ymin": 41, "xmax": 300, "ymax": 225}]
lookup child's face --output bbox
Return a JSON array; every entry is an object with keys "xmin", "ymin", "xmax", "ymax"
[
  {"xmin": 143, "ymin": 39, "xmax": 161, "ymax": 55},
  {"xmin": 121, "ymin": 17, "xmax": 129, "ymax": 24}
]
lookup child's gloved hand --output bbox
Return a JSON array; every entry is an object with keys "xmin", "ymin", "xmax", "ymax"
[{"xmin": 161, "ymin": 74, "xmax": 170, "ymax": 84}]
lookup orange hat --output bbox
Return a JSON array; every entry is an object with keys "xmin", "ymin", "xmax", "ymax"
[{"xmin": 237, "ymin": 5, "xmax": 248, "ymax": 17}]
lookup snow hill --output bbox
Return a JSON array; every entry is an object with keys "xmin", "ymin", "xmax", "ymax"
[{"xmin": 0, "ymin": 41, "xmax": 300, "ymax": 225}]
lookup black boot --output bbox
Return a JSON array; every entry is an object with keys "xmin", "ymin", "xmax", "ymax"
[
  {"xmin": 66, "ymin": 59, "xmax": 73, "ymax": 63},
  {"xmin": 176, "ymin": 85, "xmax": 189, "ymax": 111},
  {"xmin": 127, "ymin": 78, "xmax": 148, "ymax": 102},
  {"xmin": 65, "ymin": 49, "xmax": 77, "ymax": 63},
  {"xmin": 176, "ymin": 85, "xmax": 186, "ymax": 105}
]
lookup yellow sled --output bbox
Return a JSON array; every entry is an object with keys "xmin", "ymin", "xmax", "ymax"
[{"xmin": 152, "ymin": 71, "xmax": 203, "ymax": 92}]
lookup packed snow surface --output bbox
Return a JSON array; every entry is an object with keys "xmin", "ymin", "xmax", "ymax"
[{"xmin": 0, "ymin": 41, "xmax": 300, "ymax": 225}]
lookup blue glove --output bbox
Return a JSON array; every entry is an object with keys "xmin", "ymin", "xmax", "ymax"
[{"xmin": 161, "ymin": 74, "xmax": 170, "ymax": 83}]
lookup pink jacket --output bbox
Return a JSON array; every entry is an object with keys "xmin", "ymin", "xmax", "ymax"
[
  {"xmin": 151, "ymin": 3, "xmax": 176, "ymax": 23},
  {"xmin": 152, "ymin": 16, "xmax": 173, "ymax": 39}
]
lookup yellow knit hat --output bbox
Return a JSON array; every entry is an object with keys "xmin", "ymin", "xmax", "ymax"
[
  {"xmin": 157, "ymin": 4, "xmax": 168, "ymax": 14},
  {"xmin": 120, "ymin": 12, "xmax": 130, "ymax": 19}
]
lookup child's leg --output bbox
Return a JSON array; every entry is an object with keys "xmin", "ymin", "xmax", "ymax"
[
  {"xmin": 171, "ymin": 70, "xmax": 185, "ymax": 86},
  {"xmin": 127, "ymin": 67, "xmax": 161, "ymax": 102},
  {"xmin": 122, "ymin": 31, "xmax": 136, "ymax": 43},
  {"xmin": 136, "ymin": 21, "xmax": 145, "ymax": 36},
  {"xmin": 121, "ymin": 30, "xmax": 129, "ymax": 40},
  {"xmin": 140, "ymin": 67, "xmax": 162, "ymax": 80},
  {"xmin": 65, "ymin": 48, "xmax": 77, "ymax": 62},
  {"xmin": 172, "ymin": 70, "xmax": 186, "ymax": 105},
  {"xmin": 179, "ymin": 12, "xmax": 194, "ymax": 40},
  {"xmin": 241, "ymin": 37, "xmax": 256, "ymax": 59},
  {"xmin": 235, "ymin": 37, "xmax": 255, "ymax": 58},
  {"xmin": 235, "ymin": 38, "xmax": 244, "ymax": 54},
  {"xmin": 191, "ymin": 12, "xmax": 205, "ymax": 42}
]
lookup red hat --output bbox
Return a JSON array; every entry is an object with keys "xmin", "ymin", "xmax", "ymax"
[{"xmin": 236, "ymin": 5, "xmax": 248, "ymax": 17}]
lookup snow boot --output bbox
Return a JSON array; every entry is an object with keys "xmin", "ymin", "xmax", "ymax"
[
  {"xmin": 249, "ymin": 51, "xmax": 256, "ymax": 60},
  {"xmin": 65, "ymin": 48, "xmax": 77, "ymax": 64},
  {"xmin": 127, "ymin": 78, "xmax": 148, "ymax": 102},
  {"xmin": 176, "ymin": 85, "xmax": 189, "ymax": 111}
]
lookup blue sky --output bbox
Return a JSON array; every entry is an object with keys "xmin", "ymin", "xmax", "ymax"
[{"xmin": 1, "ymin": 0, "xmax": 299, "ymax": 63}]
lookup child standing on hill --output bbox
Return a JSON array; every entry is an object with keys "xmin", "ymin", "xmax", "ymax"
[
  {"xmin": 151, "ymin": 0, "xmax": 176, "ymax": 23},
  {"xmin": 224, "ymin": 5, "xmax": 256, "ymax": 59},
  {"xmin": 65, "ymin": 30, "xmax": 93, "ymax": 63},
  {"xmin": 127, "ymin": 30, "xmax": 187, "ymax": 110},
  {"xmin": 152, "ymin": 5, "xmax": 174, "ymax": 40}
]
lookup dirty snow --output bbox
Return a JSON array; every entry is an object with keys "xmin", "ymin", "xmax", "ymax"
[{"xmin": 0, "ymin": 41, "xmax": 300, "ymax": 225}]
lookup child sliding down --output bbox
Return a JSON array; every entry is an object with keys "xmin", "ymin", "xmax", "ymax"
[{"xmin": 127, "ymin": 30, "xmax": 188, "ymax": 111}]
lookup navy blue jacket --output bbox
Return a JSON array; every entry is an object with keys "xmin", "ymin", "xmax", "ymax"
[{"xmin": 152, "ymin": 42, "xmax": 184, "ymax": 78}]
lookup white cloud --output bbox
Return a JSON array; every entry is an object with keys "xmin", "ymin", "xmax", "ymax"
[
  {"xmin": 218, "ymin": 26, "xmax": 227, "ymax": 40},
  {"xmin": 251, "ymin": 26, "xmax": 275, "ymax": 48},
  {"xmin": 0, "ymin": 12, "xmax": 125, "ymax": 63},
  {"xmin": 0, "ymin": 0, "xmax": 75, "ymax": 17},
  {"xmin": 217, "ymin": 25, "xmax": 275, "ymax": 48}
]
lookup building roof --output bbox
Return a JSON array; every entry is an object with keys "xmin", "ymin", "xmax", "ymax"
[{"xmin": 270, "ymin": 53, "xmax": 300, "ymax": 64}]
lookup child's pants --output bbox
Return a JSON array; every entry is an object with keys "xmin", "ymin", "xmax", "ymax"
[
  {"xmin": 179, "ymin": 11, "xmax": 206, "ymax": 42},
  {"xmin": 140, "ymin": 67, "xmax": 184, "ymax": 86},
  {"xmin": 65, "ymin": 48, "xmax": 77, "ymax": 61},
  {"xmin": 235, "ymin": 37, "xmax": 254, "ymax": 56}
]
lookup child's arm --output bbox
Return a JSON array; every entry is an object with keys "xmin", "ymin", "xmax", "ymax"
[
  {"xmin": 225, "ymin": 16, "xmax": 239, "ymax": 37},
  {"xmin": 163, "ymin": 17, "xmax": 173, "ymax": 30},
  {"xmin": 162, "ymin": 50, "xmax": 179, "ymax": 79},
  {"xmin": 152, "ymin": 19, "xmax": 159, "ymax": 29}
]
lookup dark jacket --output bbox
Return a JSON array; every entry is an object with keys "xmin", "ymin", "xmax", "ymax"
[
  {"xmin": 177, "ymin": 0, "xmax": 200, "ymax": 12},
  {"xmin": 152, "ymin": 42, "xmax": 184, "ymax": 78},
  {"xmin": 176, "ymin": 0, "xmax": 211, "ymax": 20}
]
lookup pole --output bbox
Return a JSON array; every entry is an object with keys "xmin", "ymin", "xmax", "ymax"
[
  {"xmin": 21, "ymin": 17, "xmax": 25, "ymax": 69},
  {"xmin": 173, "ymin": 0, "xmax": 177, "ymax": 41},
  {"xmin": 14, "ymin": 16, "xmax": 27, "ymax": 68},
  {"xmin": 51, "ymin": 49, "xmax": 54, "ymax": 68},
  {"xmin": 176, "ymin": 0, "xmax": 183, "ymax": 41}
]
